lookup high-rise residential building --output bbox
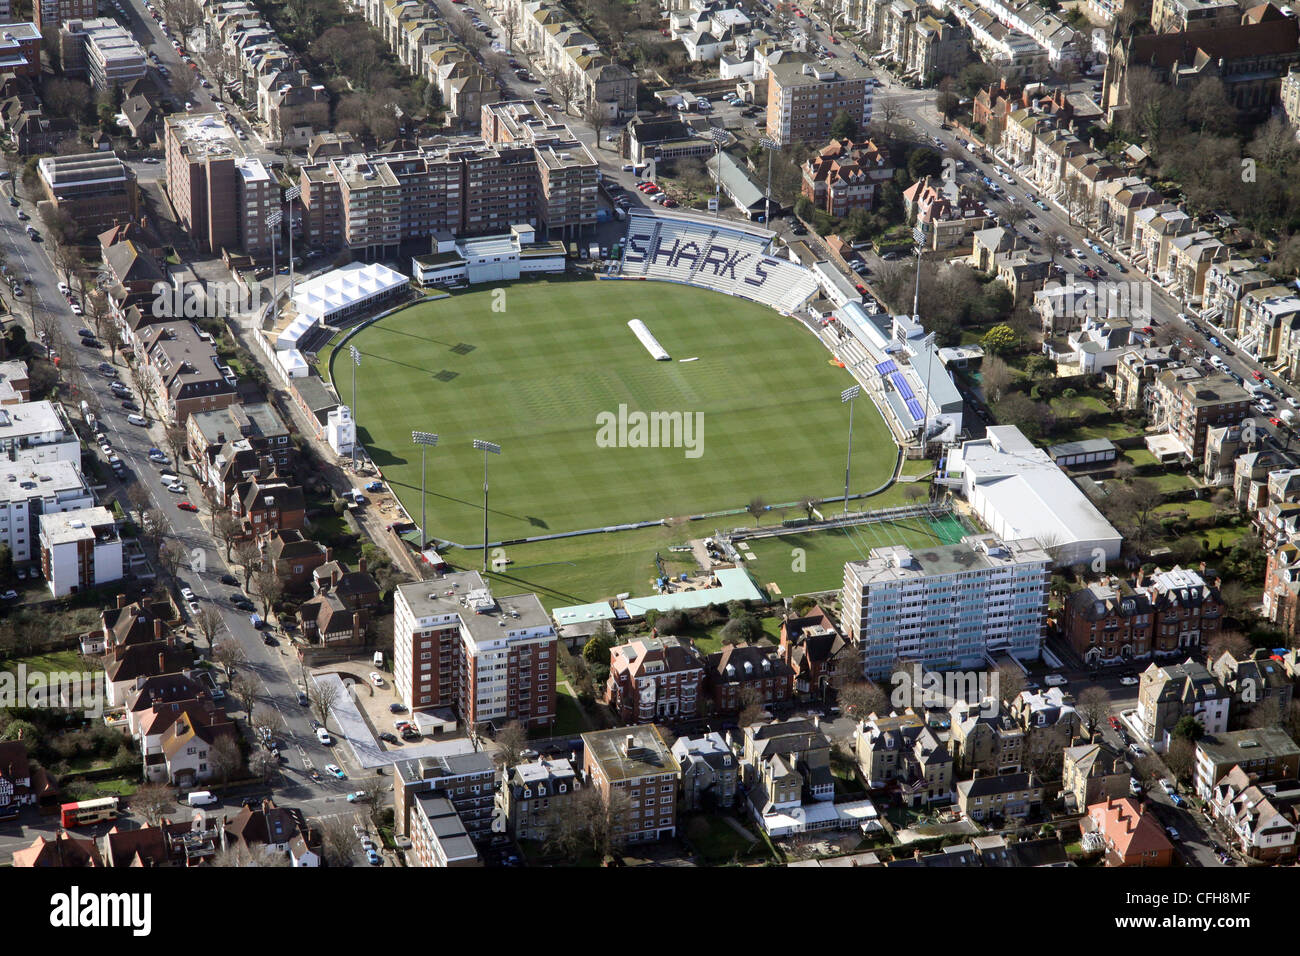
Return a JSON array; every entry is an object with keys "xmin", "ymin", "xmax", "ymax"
[
  {"xmin": 39, "ymin": 507, "xmax": 123, "ymax": 598},
  {"xmin": 766, "ymin": 57, "xmax": 876, "ymax": 147},
  {"xmin": 61, "ymin": 17, "xmax": 146, "ymax": 90},
  {"xmin": 0, "ymin": 21, "xmax": 39, "ymax": 76},
  {"xmin": 34, "ymin": 0, "xmax": 94, "ymax": 31},
  {"xmin": 581, "ymin": 725, "xmax": 680, "ymax": 845},
  {"xmin": 165, "ymin": 114, "xmax": 276, "ymax": 258},
  {"xmin": 298, "ymin": 107, "xmax": 598, "ymax": 256},
  {"xmin": 840, "ymin": 533, "xmax": 1051, "ymax": 679},
  {"xmin": 393, "ymin": 572, "xmax": 556, "ymax": 728}
]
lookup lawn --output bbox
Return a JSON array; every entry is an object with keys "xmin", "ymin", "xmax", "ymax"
[
  {"xmin": 738, "ymin": 512, "xmax": 978, "ymax": 595},
  {"xmin": 2, "ymin": 649, "xmax": 92, "ymax": 674},
  {"xmin": 548, "ymin": 683, "xmax": 590, "ymax": 737},
  {"xmin": 681, "ymin": 814, "xmax": 771, "ymax": 865},
  {"xmin": 325, "ymin": 278, "xmax": 896, "ymax": 546},
  {"xmin": 1155, "ymin": 499, "xmax": 1216, "ymax": 520}
]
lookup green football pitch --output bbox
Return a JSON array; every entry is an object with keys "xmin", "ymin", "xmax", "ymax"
[
  {"xmin": 326, "ymin": 278, "xmax": 897, "ymax": 546},
  {"xmin": 738, "ymin": 512, "xmax": 977, "ymax": 597}
]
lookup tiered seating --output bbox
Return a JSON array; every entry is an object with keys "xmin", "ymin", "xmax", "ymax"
[{"xmin": 622, "ymin": 214, "xmax": 816, "ymax": 311}]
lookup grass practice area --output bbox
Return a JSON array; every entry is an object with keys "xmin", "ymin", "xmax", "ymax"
[
  {"xmin": 329, "ymin": 279, "xmax": 896, "ymax": 545},
  {"xmin": 737, "ymin": 511, "xmax": 977, "ymax": 596}
]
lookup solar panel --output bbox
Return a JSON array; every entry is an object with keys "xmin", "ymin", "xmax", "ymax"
[
  {"xmin": 906, "ymin": 398, "xmax": 925, "ymax": 421},
  {"xmin": 891, "ymin": 373, "xmax": 914, "ymax": 400}
]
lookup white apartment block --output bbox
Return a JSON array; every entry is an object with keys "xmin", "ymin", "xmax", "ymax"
[
  {"xmin": 841, "ymin": 533, "xmax": 1051, "ymax": 679},
  {"xmin": 0, "ymin": 401, "xmax": 80, "ymax": 470},
  {"xmin": 0, "ymin": 461, "xmax": 93, "ymax": 565},
  {"xmin": 39, "ymin": 507, "xmax": 123, "ymax": 597}
]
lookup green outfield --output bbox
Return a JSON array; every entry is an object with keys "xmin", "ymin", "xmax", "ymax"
[
  {"xmin": 737, "ymin": 511, "xmax": 977, "ymax": 596},
  {"xmin": 326, "ymin": 278, "xmax": 897, "ymax": 545}
]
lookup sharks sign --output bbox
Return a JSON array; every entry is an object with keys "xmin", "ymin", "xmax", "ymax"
[{"xmin": 623, "ymin": 233, "xmax": 781, "ymax": 290}]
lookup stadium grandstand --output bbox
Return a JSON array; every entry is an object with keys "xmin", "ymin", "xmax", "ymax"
[
  {"xmin": 823, "ymin": 302, "xmax": 965, "ymax": 448},
  {"xmin": 618, "ymin": 212, "xmax": 821, "ymax": 314}
]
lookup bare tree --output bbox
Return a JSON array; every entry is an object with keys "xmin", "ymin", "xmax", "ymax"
[
  {"xmin": 837, "ymin": 679, "xmax": 888, "ymax": 719},
  {"xmin": 248, "ymin": 749, "xmax": 279, "ymax": 784},
  {"xmin": 193, "ymin": 605, "xmax": 223, "ymax": 652},
  {"xmin": 230, "ymin": 672, "xmax": 259, "ymax": 717},
  {"xmin": 1164, "ymin": 737, "xmax": 1196, "ymax": 783},
  {"xmin": 746, "ymin": 496, "xmax": 767, "ymax": 526},
  {"xmin": 1076, "ymin": 686, "xmax": 1112, "ymax": 737},
  {"xmin": 318, "ymin": 818, "xmax": 355, "ymax": 867},
  {"xmin": 582, "ymin": 96, "xmax": 607, "ymax": 148},
  {"xmin": 208, "ymin": 733, "xmax": 243, "ymax": 783},
  {"xmin": 157, "ymin": 542, "xmax": 184, "ymax": 582},
  {"xmin": 545, "ymin": 784, "xmax": 631, "ymax": 862},
  {"xmin": 213, "ymin": 512, "xmax": 240, "ymax": 562},
  {"xmin": 550, "ymin": 70, "xmax": 578, "ymax": 114},
  {"xmin": 212, "ymin": 637, "xmax": 246, "ymax": 674},
  {"xmin": 492, "ymin": 720, "xmax": 529, "ymax": 772},
  {"xmin": 500, "ymin": 2, "xmax": 520, "ymax": 51},
  {"xmin": 254, "ymin": 567, "xmax": 284, "ymax": 618},
  {"xmin": 164, "ymin": 425, "xmax": 187, "ymax": 469},
  {"xmin": 997, "ymin": 662, "xmax": 1027, "ymax": 704},
  {"xmin": 737, "ymin": 685, "xmax": 768, "ymax": 727},
  {"xmin": 129, "ymin": 781, "xmax": 175, "ymax": 824},
  {"xmin": 234, "ymin": 538, "xmax": 260, "ymax": 590},
  {"xmin": 1205, "ymin": 629, "xmax": 1251, "ymax": 663},
  {"xmin": 981, "ymin": 355, "xmax": 1014, "ymax": 404},
  {"xmin": 307, "ymin": 679, "xmax": 339, "ymax": 731}
]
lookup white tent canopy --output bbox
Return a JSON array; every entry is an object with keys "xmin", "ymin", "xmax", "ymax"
[{"xmin": 289, "ymin": 262, "xmax": 408, "ymax": 326}]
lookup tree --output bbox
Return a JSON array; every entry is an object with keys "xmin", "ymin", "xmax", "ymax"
[
  {"xmin": 1076, "ymin": 686, "xmax": 1112, "ymax": 737},
  {"xmin": 981, "ymin": 324, "xmax": 1017, "ymax": 356},
  {"xmin": 492, "ymin": 720, "xmax": 528, "ymax": 772},
  {"xmin": 1185, "ymin": 77, "xmax": 1234, "ymax": 136},
  {"xmin": 230, "ymin": 672, "xmax": 259, "ymax": 717},
  {"xmin": 213, "ymin": 512, "xmax": 240, "ymax": 562},
  {"xmin": 551, "ymin": 71, "xmax": 578, "ymax": 114},
  {"xmin": 545, "ymin": 785, "xmax": 631, "ymax": 862},
  {"xmin": 582, "ymin": 97, "xmax": 606, "ymax": 147},
  {"xmin": 935, "ymin": 90, "xmax": 960, "ymax": 120},
  {"xmin": 981, "ymin": 355, "xmax": 1013, "ymax": 403},
  {"xmin": 737, "ymin": 686, "xmax": 768, "ymax": 727},
  {"xmin": 1164, "ymin": 736, "xmax": 1196, "ymax": 783},
  {"xmin": 130, "ymin": 781, "xmax": 175, "ymax": 824},
  {"xmin": 837, "ymin": 679, "xmax": 887, "ymax": 718},
  {"xmin": 1206, "ymin": 629, "xmax": 1251, "ymax": 663},
  {"xmin": 830, "ymin": 109, "xmax": 859, "ymax": 141},
  {"xmin": 196, "ymin": 605, "xmax": 224, "ymax": 652},
  {"xmin": 500, "ymin": 2, "xmax": 520, "ymax": 51},
  {"xmin": 212, "ymin": 638, "xmax": 244, "ymax": 674},
  {"xmin": 253, "ymin": 567, "xmax": 283, "ymax": 618},
  {"xmin": 1172, "ymin": 715, "xmax": 1205, "ymax": 742},
  {"xmin": 164, "ymin": 425, "xmax": 187, "ymax": 469},
  {"xmin": 582, "ymin": 626, "xmax": 616, "ymax": 667},
  {"xmin": 1043, "ymin": 232, "xmax": 1069, "ymax": 266},
  {"xmin": 157, "ymin": 542, "xmax": 184, "ymax": 582},
  {"xmin": 208, "ymin": 734, "xmax": 243, "ymax": 783},
  {"xmin": 799, "ymin": 496, "xmax": 822, "ymax": 521},
  {"xmin": 307, "ymin": 679, "xmax": 340, "ymax": 731},
  {"xmin": 319, "ymin": 818, "xmax": 355, "ymax": 867},
  {"xmin": 234, "ymin": 538, "xmax": 260, "ymax": 589},
  {"xmin": 746, "ymin": 497, "xmax": 767, "ymax": 526},
  {"xmin": 248, "ymin": 749, "xmax": 279, "ymax": 783},
  {"xmin": 996, "ymin": 662, "xmax": 1027, "ymax": 704},
  {"xmin": 720, "ymin": 612, "xmax": 763, "ymax": 645},
  {"xmin": 50, "ymin": 243, "xmax": 82, "ymax": 288}
]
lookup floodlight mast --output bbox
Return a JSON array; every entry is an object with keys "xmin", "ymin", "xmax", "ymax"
[{"xmin": 473, "ymin": 439, "xmax": 501, "ymax": 571}]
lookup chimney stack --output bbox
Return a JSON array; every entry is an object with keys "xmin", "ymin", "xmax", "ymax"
[
  {"xmin": 159, "ymin": 652, "xmax": 166, "ymax": 672},
  {"xmin": 623, "ymin": 734, "xmax": 635, "ymax": 757},
  {"xmin": 117, "ymin": 594, "xmax": 128, "ymax": 610},
  {"xmin": 358, "ymin": 556, "xmax": 367, "ymax": 575},
  {"xmin": 325, "ymin": 547, "xmax": 333, "ymax": 564},
  {"xmin": 154, "ymin": 618, "xmax": 164, "ymax": 640},
  {"xmin": 972, "ymin": 769, "xmax": 982, "ymax": 779}
]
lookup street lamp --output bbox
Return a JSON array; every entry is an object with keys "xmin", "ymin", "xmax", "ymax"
[
  {"xmin": 349, "ymin": 345, "xmax": 362, "ymax": 470},
  {"xmin": 412, "ymin": 430, "xmax": 439, "ymax": 555},
  {"xmin": 284, "ymin": 184, "xmax": 301, "ymax": 299},
  {"xmin": 265, "ymin": 209, "xmax": 282, "ymax": 317},
  {"xmin": 841, "ymin": 384, "xmax": 860, "ymax": 512},
  {"xmin": 472, "ymin": 439, "xmax": 501, "ymax": 572},
  {"xmin": 710, "ymin": 128, "xmax": 728, "ymax": 217},
  {"xmin": 759, "ymin": 137, "xmax": 778, "ymax": 226}
]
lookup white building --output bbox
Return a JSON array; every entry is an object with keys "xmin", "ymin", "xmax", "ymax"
[
  {"xmin": 410, "ymin": 225, "xmax": 566, "ymax": 287},
  {"xmin": 945, "ymin": 425, "xmax": 1122, "ymax": 567},
  {"xmin": 64, "ymin": 17, "xmax": 147, "ymax": 90},
  {"xmin": 0, "ymin": 401, "xmax": 80, "ymax": 469},
  {"xmin": 0, "ymin": 460, "xmax": 93, "ymax": 565},
  {"xmin": 285, "ymin": 262, "xmax": 409, "ymax": 334},
  {"xmin": 840, "ymin": 533, "xmax": 1051, "ymax": 678},
  {"xmin": 39, "ymin": 507, "xmax": 123, "ymax": 597},
  {"xmin": 323, "ymin": 405, "xmax": 355, "ymax": 457}
]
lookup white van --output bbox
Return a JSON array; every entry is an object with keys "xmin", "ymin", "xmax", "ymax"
[
  {"xmin": 187, "ymin": 790, "xmax": 217, "ymax": 807},
  {"xmin": 316, "ymin": 728, "xmax": 332, "ymax": 745},
  {"xmin": 373, "ymin": 651, "xmax": 384, "ymax": 669},
  {"xmin": 1247, "ymin": 383, "xmax": 1265, "ymax": 398}
]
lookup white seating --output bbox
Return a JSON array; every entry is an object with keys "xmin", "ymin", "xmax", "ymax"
[{"xmin": 622, "ymin": 214, "xmax": 814, "ymax": 311}]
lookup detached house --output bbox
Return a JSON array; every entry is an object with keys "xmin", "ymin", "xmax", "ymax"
[
  {"xmin": 1087, "ymin": 797, "xmax": 1174, "ymax": 867},
  {"xmin": 1061, "ymin": 736, "xmax": 1129, "ymax": 813},
  {"xmin": 672, "ymin": 732, "xmax": 738, "ymax": 811},
  {"xmin": 502, "ymin": 757, "xmax": 581, "ymax": 843},
  {"xmin": 1209, "ymin": 765, "xmax": 1300, "ymax": 861},
  {"xmin": 235, "ymin": 479, "xmax": 306, "ymax": 540},
  {"xmin": 801, "ymin": 137, "xmax": 893, "ymax": 216},
  {"xmin": 778, "ymin": 606, "xmax": 853, "ymax": 702},
  {"xmin": 855, "ymin": 712, "xmax": 954, "ymax": 806},
  {"xmin": 605, "ymin": 635, "xmax": 703, "ymax": 724},
  {"xmin": 704, "ymin": 642, "xmax": 793, "ymax": 715},
  {"xmin": 955, "ymin": 770, "xmax": 1044, "ymax": 822}
]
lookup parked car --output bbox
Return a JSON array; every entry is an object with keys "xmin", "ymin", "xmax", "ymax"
[
  {"xmin": 369, "ymin": 672, "xmax": 385, "ymax": 687},
  {"xmin": 324, "ymin": 764, "xmax": 346, "ymax": 779},
  {"xmin": 1044, "ymin": 673, "xmax": 1068, "ymax": 686}
]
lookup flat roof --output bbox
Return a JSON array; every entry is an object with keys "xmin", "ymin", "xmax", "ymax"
[
  {"xmin": 623, "ymin": 567, "xmax": 765, "ymax": 616},
  {"xmin": 552, "ymin": 601, "xmax": 616, "ymax": 625},
  {"xmin": 582, "ymin": 725, "xmax": 679, "ymax": 782},
  {"xmin": 396, "ymin": 571, "xmax": 553, "ymax": 648},
  {"xmin": 0, "ymin": 401, "xmax": 68, "ymax": 440},
  {"xmin": 39, "ymin": 507, "xmax": 117, "ymax": 545}
]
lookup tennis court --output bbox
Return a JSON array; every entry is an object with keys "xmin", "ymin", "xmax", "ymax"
[{"xmin": 737, "ymin": 511, "xmax": 978, "ymax": 596}]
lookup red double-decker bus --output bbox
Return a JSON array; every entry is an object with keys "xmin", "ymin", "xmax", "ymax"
[{"xmin": 60, "ymin": 797, "xmax": 119, "ymax": 828}]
